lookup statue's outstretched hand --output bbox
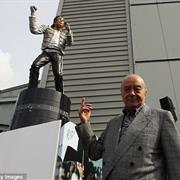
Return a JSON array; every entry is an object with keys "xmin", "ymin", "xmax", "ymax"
[
  {"xmin": 30, "ymin": 6, "xmax": 37, "ymax": 16},
  {"xmin": 79, "ymin": 98, "xmax": 92, "ymax": 124}
]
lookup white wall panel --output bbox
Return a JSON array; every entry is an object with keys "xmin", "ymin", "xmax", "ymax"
[
  {"xmin": 130, "ymin": 5, "xmax": 167, "ymax": 61},
  {"xmin": 159, "ymin": 3, "xmax": 180, "ymax": 58}
]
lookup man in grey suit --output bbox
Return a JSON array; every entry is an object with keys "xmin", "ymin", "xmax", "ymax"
[{"xmin": 76, "ymin": 74, "xmax": 180, "ymax": 180}]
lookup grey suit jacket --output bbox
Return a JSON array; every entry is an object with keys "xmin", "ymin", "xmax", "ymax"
[{"xmin": 76, "ymin": 104, "xmax": 180, "ymax": 180}]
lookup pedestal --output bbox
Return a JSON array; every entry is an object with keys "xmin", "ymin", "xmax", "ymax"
[{"xmin": 10, "ymin": 88, "xmax": 71, "ymax": 130}]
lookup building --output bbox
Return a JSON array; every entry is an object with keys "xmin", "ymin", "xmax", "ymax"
[
  {"xmin": 0, "ymin": 84, "xmax": 28, "ymax": 132},
  {"xmin": 1, "ymin": 0, "xmax": 180, "ymax": 134}
]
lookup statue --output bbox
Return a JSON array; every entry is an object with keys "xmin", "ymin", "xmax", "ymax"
[{"xmin": 28, "ymin": 6, "xmax": 73, "ymax": 93}]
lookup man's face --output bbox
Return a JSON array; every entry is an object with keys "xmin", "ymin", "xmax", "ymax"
[
  {"xmin": 121, "ymin": 75, "xmax": 147, "ymax": 109},
  {"xmin": 55, "ymin": 16, "xmax": 65, "ymax": 28}
]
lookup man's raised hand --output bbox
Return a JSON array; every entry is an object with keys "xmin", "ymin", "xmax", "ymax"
[{"xmin": 79, "ymin": 98, "xmax": 92, "ymax": 123}]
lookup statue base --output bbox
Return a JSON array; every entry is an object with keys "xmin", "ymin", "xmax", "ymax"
[{"xmin": 10, "ymin": 88, "xmax": 71, "ymax": 130}]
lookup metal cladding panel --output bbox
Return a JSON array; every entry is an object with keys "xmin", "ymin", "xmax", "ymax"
[{"xmin": 44, "ymin": 0, "xmax": 131, "ymax": 135}]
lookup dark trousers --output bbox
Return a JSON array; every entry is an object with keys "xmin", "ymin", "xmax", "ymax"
[{"xmin": 28, "ymin": 51, "xmax": 64, "ymax": 93}]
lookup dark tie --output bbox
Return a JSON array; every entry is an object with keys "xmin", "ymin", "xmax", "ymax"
[{"xmin": 118, "ymin": 108, "xmax": 136, "ymax": 143}]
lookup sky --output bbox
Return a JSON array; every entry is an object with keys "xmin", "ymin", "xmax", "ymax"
[{"xmin": 0, "ymin": 0, "xmax": 59, "ymax": 90}]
